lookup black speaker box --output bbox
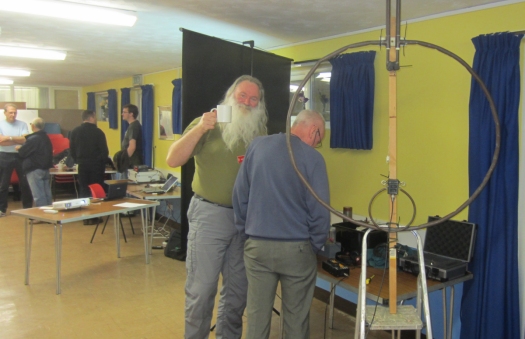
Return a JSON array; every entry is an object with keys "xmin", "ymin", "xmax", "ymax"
[{"xmin": 333, "ymin": 222, "xmax": 388, "ymax": 254}]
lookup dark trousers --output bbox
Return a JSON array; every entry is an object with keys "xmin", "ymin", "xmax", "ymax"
[
  {"xmin": 0, "ymin": 152, "xmax": 33, "ymax": 212},
  {"xmin": 77, "ymin": 163, "xmax": 106, "ymax": 198}
]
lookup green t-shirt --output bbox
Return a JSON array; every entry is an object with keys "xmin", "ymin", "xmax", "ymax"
[{"xmin": 185, "ymin": 118, "xmax": 247, "ymax": 206}]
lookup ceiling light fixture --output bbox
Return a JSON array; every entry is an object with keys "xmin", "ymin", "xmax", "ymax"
[
  {"xmin": 0, "ymin": 0, "xmax": 137, "ymax": 27},
  {"xmin": 0, "ymin": 68, "xmax": 30, "ymax": 76},
  {"xmin": 0, "ymin": 78, "xmax": 14, "ymax": 85},
  {"xmin": 0, "ymin": 45, "xmax": 66, "ymax": 60}
]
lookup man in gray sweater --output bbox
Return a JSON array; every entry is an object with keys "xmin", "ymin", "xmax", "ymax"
[{"xmin": 233, "ymin": 109, "xmax": 330, "ymax": 339}]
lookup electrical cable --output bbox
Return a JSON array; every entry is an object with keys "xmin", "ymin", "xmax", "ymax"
[{"xmin": 368, "ymin": 187, "xmax": 416, "ymax": 231}]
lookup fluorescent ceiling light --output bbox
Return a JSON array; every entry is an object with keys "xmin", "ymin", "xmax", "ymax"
[
  {"xmin": 0, "ymin": 68, "xmax": 30, "ymax": 76},
  {"xmin": 0, "ymin": 0, "xmax": 137, "ymax": 27},
  {"xmin": 0, "ymin": 45, "xmax": 66, "ymax": 60},
  {"xmin": 0, "ymin": 78, "xmax": 14, "ymax": 85}
]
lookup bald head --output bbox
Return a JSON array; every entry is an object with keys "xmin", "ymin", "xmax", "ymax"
[
  {"xmin": 291, "ymin": 110, "xmax": 325, "ymax": 148},
  {"xmin": 31, "ymin": 117, "xmax": 45, "ymax": 131}
]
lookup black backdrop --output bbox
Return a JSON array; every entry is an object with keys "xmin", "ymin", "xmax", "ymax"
[{"xmin": 175, "ymin": 29, "xmax": 292, "ymax": 260}]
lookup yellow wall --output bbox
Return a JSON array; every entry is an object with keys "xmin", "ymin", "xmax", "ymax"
[
  {"xmin": 79, "ymin": 2, "xmax": 524, "ymax": 226},
  {"xmin": 271, "ymin": 2, "xmax": 525, "ymax": 225},
  {"xmin": 81, "ymin": 68, "xmax": 182, "ymax": 173}
]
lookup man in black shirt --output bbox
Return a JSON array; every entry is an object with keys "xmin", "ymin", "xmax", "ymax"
[
  {"xmin": 70, "ymin": 110, "xmax": 109, "ymax": 201},
  {"xmin": 121, "ymin": 104, "xmax": 143, "ymax": 171}
]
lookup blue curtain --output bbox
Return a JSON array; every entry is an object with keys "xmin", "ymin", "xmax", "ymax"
[
  {"xmin": 460, "ymin": 32, "xmax": 522, "ymax": 339},
  {"xmin": 107, "ymin": 89, "xmax": 118, "ymax": 129},
  {"xmin": 141, "ymin": 85, "xmax": 154, "ymax": 167},
  {"xmin": 120, "ymin": 88, "xmax": 130, "ymax": 142},
  {"xmin": 87, "ymin": 92, "xmax": 95, "ymax": 111},
  {"xmin": 329, "ymin": 51, "xmax": 376, "ymax": 149},
  {"xmin": 172, "ymin": 78, "xmax": 182, "ymax": 134}
]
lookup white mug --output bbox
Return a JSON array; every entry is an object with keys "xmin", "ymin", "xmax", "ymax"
[{"xmin": 215, "ymin": 105, "xmax": 232, "ymax": 123}]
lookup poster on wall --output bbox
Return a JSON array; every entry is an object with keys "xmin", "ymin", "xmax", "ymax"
[{"xmin": 158, "ymin": 106, "xmax": 173, "ymax": 140}]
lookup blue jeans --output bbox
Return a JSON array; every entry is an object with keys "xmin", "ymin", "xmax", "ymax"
[{"xmin": 26, "ymin": 169, "xmax": 52, "ymax": 207}]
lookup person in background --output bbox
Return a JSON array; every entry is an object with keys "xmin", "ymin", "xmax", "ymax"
[
  {"xmin": 0, "ymin": 103, "xmax": 33, "ymax": 216},
  {"xmin": 69, "ymin": 110, "xmax": 109, "ymax": 224},
  {"xmin": 166, "ymin": 75, "xmax": 268, "ymax": 339},
  {"xmin": 15, "ymin": 117, "xmax": 53, "ymax": 208},
  {"xmin": 121, "ymin": 104, "xmax": 143, "ymax": 173},
  {"xmin": 233, "ymin": 109, "xmax": 330, "ymax": 339}
]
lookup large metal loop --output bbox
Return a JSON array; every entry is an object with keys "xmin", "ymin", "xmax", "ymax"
[{"xmin": 286, "ymin": 39, "xmax": 500, "ymax": 232}]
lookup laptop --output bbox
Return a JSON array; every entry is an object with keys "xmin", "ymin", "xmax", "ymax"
[
  {"xmin": 142, "ymin": 176, "xmax": 178, "ymax": 194},
  {"xmin": 105, "ymin": 181, "xmax": 128, "ymax": 200}
]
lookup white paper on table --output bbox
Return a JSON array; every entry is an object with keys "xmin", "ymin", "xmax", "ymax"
[{"xmin": 113, "ymin": 202, "xmax": 147, "ymax": 208}]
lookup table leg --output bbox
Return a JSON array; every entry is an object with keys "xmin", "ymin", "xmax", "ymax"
[
  {"xmin": 114, "ymin": 214, "xmax": 120, "ymax": 258},
  {"xmin": 328, "ymin": 282, "xmax": 335, "ymax": 329},
  {"xmin": 148, "ymin": 206, "xmax": 157, "ymax": 255},
  {"xmin": 448, "ymin": 286, "xmax": 454, "ymax": 339},
  {"xmin": 442, "ymin": 289, "xmax": 447, "ymax": 339},
  {"xmin": 53, "ymin": 222, "xmax": 63, "ymax": 295},
  {"xmin": 141, "ymin": 209, "xmax": 150, "ymax": 264},
  {"xmin": 24, "ymin": 219, "xmax": 33, "ymax": 285}
]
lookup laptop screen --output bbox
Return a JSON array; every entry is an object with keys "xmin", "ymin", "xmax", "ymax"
[
  {"xmin": 106, "ymin": 181, "xmax": 128, "ymax": 200},
  {"xmin": 161, "ymin": 176, "xmax": 178, "ymax": 191}
]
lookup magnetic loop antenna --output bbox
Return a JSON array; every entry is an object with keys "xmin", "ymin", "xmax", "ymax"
[{"xmin": 285, "ymin": 25, "xmax": 500, "ymax": 234}]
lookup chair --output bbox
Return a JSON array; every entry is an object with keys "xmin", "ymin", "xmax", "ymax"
[
  {"xmin": 51, "ymin": 137, "xmax": 70, "ymax": 156},
  {"xmin": 88, "ymin": 184, "xmax": 132, "ymax": 243},
  {"xmin": 10, "ymin": 169, "xmax": 21, "ymax": 201},
  {"xmin": 52, "ymin": 173, "xmax": 78, "ymax": 200}
]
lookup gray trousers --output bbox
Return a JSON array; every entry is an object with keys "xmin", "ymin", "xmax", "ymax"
[
  {"xmin": 244, "ymin": 238, "xmax": 317, "ymax": 339},
  {"xmin": 185, "ymin": 197, "xmax": 247, "ymax": 339}
]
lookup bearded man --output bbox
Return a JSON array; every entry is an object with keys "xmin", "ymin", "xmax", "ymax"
[{"xmin": 166, "ymin": 75, "xmax": 267, "ymax": 339}]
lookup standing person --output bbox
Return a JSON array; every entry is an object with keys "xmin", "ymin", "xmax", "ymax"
[
  {"xmin": 121, "ymin": 104, "xmax": 143, "ymax": 172},
  {"xmin": 69, "ymin": 110, "xmax": 109, "ymax": 223},
  {"xmin": 15, "ymin": 117, "xmax": 53, "ymax": 207},
  {"xmin": 0, "ymin": 103, "xmax": 33, "ymax": 216},
  {"xmin": 166, "ymin": 75, "xmax": 268, "ymax": 339},
  {"xmin": 233, "ymin": 110, "xmax": 330, "ymax": 339}
]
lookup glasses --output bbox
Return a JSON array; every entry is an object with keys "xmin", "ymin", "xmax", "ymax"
[{"xmin": 313, "ymin": 128, "xmax": 322, "ymax": 148}]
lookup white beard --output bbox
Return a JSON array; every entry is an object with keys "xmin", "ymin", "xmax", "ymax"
[{"xmin": 220, "ymin": 96, "xmax": 267, "ymax": 152}]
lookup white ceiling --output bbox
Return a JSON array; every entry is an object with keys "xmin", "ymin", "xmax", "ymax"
[{"xmin": 0, "ymin": 0, "xmax": 515, "ymax": 87}]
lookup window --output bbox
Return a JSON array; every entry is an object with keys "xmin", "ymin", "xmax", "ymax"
[
  {"xmin": 95, "ymin": 92, "xmax": 109, "ymax": 121},
  {"xmin": 290, "ymin": 61, "xmax": 331, "ymax": 127},
  {"xmin": 130, "ymin": 87, "xmax": 142, "ymax": 122},
  {"xmin": 0, "ymin": 85, "xmax": 79, "ymax": 109}
]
